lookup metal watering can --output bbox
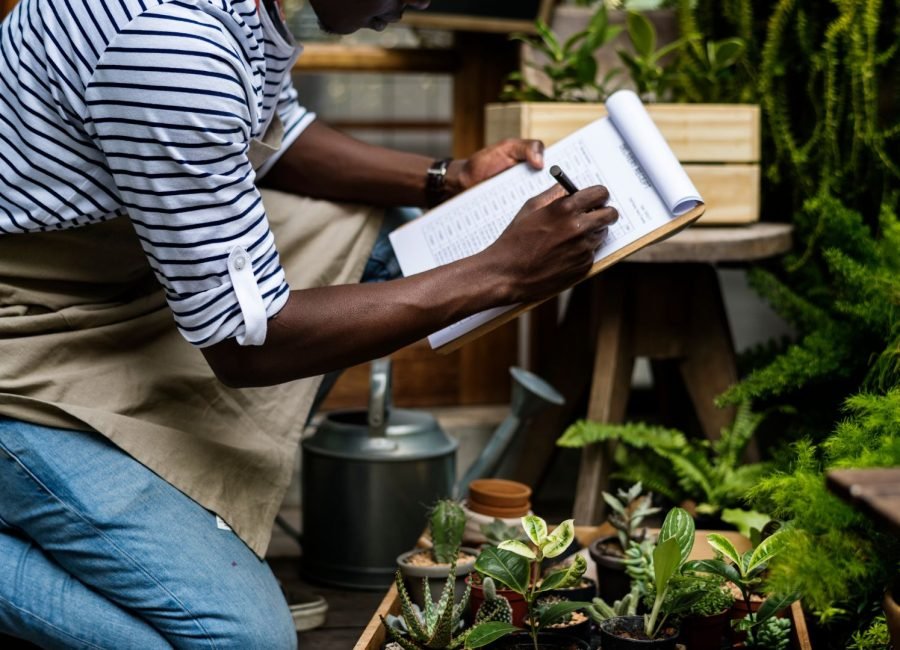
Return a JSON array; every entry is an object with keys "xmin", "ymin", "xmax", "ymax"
[{"xmin": 300, "ymin": 358, "xmax": 564, "ymax": 590}]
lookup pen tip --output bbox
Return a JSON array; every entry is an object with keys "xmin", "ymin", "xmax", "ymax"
[{"xmin": 549, "ymin": 164, "xmax": 561, "ymax": 177}]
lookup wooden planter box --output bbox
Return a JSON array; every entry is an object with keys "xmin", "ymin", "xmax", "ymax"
[
  {"xmin": 485, "ymin": 102, "xmax": 761, "ymax": 226},
  {"xmin": 354, "ymin": 526, "xmax": 811, "ymax": 650}
]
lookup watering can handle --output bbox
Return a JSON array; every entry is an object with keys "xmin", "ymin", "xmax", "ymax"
[{"xmin": 368, "ymin": 357, "xmax": 392, "ymax": 437}]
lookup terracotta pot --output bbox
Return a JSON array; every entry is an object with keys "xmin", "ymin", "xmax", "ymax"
[
  {"xmin": 467, "ymin": 574, "xmax": 528, "ymax": 627},
  {"xmin": 588, "ymin": 535, "xmax": 632, "ymax": 603},
  {"xmin": 487, "ymin": 631, "xmax": 590, "ymax": 649},
  {"xmin": 679, "ymin": 608, "xmax": 732, "ymax": 650},
  {"xmin": 397, "ymin": 547, "xmax": 477, "ymax": 606},
  {"xmin": 466, "ymin": 499, "xmax": 532, "ymax": 519},
  {"xmin": 468, "ymin": 479, "xmax": 532, "ymax": 509},
  {"xmin": 884, "ymin": 588, "xmax": 900, "ymax": 650},
  {"xmin": 599, "ymin": 616, "xmax": 679, "ymax": 649}
]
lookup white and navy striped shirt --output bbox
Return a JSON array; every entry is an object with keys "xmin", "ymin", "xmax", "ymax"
[{"xmin": 0, "ymin": 0, "xmax": 315, "ymax": 347}]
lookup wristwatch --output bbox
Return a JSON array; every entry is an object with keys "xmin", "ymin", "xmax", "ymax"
[{"xmin": 425, "ymin": 158, "xmax": 453, "ymax": 208}]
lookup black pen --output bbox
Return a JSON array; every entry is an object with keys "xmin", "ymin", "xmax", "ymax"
[{"xmin": 550, "ymin": 165, "xmax": 579, "ymax": 195}]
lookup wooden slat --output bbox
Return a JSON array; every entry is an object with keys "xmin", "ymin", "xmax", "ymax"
[
  {"xmin": 486, "ymin": 102, "xmax": 761, "ymax": 163},
  {"xmin": 353, "ymin": 584, "xmax": 400, "ymax": 650},
  {"xmin": 827, "ymin": 468, "xmax": 900, "ymax": 535},
  {"xmin": 686, "ymin": 164, "xmax": 760, "ymax": 225},
  {"xmin": 294, "ymin": 44, "xmax": 457, "ymax": 74}
]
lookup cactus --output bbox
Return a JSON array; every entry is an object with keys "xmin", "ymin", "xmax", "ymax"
[
  {"xmin": 586, "ymin": 585, "xmax": 640, "ymax": 624},
  {"xmin": 474, "ymin": 577, "xmax": 514, "ymax": 625},
  {"xmin": 381, "ymin": 562, "xmax": 471, "ymax": 650},
  {"xmin": 430, "ymin": 500, "xmax": 466, "ymax": 565}
]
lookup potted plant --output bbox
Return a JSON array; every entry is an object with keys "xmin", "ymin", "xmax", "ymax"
[
  {"xmin": 381, "ymin": 561, "xmax": 471, "ymax": 650},
  {"xmin": 686, "ymin": 530, "xmax": 799, "ymax": 641},
  {"xmin": 398, "ymin": 500, "xmax": 479, "ymax": 605},
  {"xmin": 598, "ymin": 507, "xmax": 704, "ymax": 649},
  {"xmin": 539, "ymin": 556, "xmax": 597, "ymax": 604},
  {"xmin": 589, "ymin": 482, "xmax": 659, "ymax": 602},
  {"xmin": 464, "ymin": 516, "xmax": 592, "ymax": 650},
  {"xmin": 487, "ymin": 4, "xmax": 761, "ymax": 226},
  {"xmin": 533, "ymin": 595, "xmax": 592, "ymax": 643},
  {"xmin": 671, "ymin": 573, "xmax": 734, "ymax": 650}
]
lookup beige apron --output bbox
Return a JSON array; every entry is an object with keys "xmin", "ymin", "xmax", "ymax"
[{"xmin": 0, "ymin": 115, "xmax": 382, "ymax": 556}]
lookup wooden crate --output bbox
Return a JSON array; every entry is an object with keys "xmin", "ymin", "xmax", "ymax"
[
  {"xmin": 355, "ymin": 525, "xmax": 811, "ymax": 649},
  {"xmin": 485, "ymin": 102, "xmax": 761, "ymax": 226}
]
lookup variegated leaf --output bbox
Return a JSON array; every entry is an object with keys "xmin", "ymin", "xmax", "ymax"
[
  {"xmin": 541, "ymin": 519, "xmax": 575, "ymax": 559},
  {"xmin": 707, "ymin": 533, "xmax": 743, "ymax": 567},
  {"xmin": 498, "ymin": 539, "xmax": 536, "ymax": 560},
  {"xmin": 522, "ymin": 515, "xmax": 548, "ymax": 546},
  {"xmin": 746, "ymin": 531, "xmax": 786, "ymax": 575},
  {"xmin": 658, "ymin": 507, "xmax": 695, "ymax": 565}
]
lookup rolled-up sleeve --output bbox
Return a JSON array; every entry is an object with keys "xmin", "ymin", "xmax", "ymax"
[{"xmin": 84, "ymin": 5, "xmax": 289, "ymax": 348}]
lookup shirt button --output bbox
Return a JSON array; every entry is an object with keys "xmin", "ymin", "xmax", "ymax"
[{"xmin": 233, "ymin": 255, "xmax": 247, "ymax": 271}]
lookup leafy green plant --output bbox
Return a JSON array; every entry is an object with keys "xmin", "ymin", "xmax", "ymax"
[
  {"xmin": 603, "ymin": 482, "xmax": 660, "ymax": 550},
  {"xmin": 430, "ymin": 500, "xmax": 466, "ymax": 564},
  {"xmin": 617, "ymin": 11, "xmax": 693, "ymax": 100},
  {"xmin": 744, "ymin": 613, "xmax": 791, "ymax": 650},
  {"xmin": 586, "ymin": 585, "xmax": 640, "ymax": 624},
  {"xmin": 673, "ymin": 36, "xmax": 747, "ymax": 102},
  {"xmin": 669, "ymin": 573, "xmax": 734, "ymax": 618},
  {"xmin": 465, "ymin": 516, "xmax": 589, "ymax": 650},
  {"xmin": 501, "ymin": 5, "xmax": 623, "ymax": 102},
  {"xmin": 382, "ymin": 563, "xmax": 471, "ymax": 650},
  {"xmin": 558, "ymin": 402, "xmax": 770, "ymax": 517},
  {"xmin": 479, "ymin": 519, "xmax": 527, "ymax": 548},
  {"xmin": 686, "ymin": 531, "xmax": 799, "ymax": 633},
  {"xmin": 848, "ymin": 615, "xmax": 891, "ymax": 650}
]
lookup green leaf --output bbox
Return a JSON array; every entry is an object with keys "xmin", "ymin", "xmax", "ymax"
[
  {"xmin": 712, "ymin": 38, "xmax": 746, "ymax": 70},
  {"xmin": 684, "ymin": 559, "xmax": 742, "ymax": 586},
  {"xmin": 626, "ymin": 11, "xmax": 655, "ymax": 58},
  {"xmin": 575, "ymin": 52, "xmax": 598, "ymax": 86},
  {"xmin": 707, "ymin": 533, "xmax": 743, "ymax": 568},
  {"xmin": 721, "ymin": 509, "xmax": 772, "ymax": 540},
  {"xmin": 658, "ymin": 507, "xmax": 695, "ymax": 566},
  {"xmin": 652, "ymin": 537, "xmax": 681, "ymax": 594},
  {"xmin": 756, "ymin": 592, "xmax": 801, "ymax": 625},
  {"xmin": 474, "ymin": 547, "xmax": 530, "ymax": 596},
  {"xmin": 537, "ymin": 555, "xmax": 587, "ymax": 593},
  {"xmin": 538, "ymin": 601, "xmax": 592, "ymax": 628},
  {"xmin": 498, "ymin": 540, "xmax": 536, "ymax": 560},
  {"xmin": 601, "ymin": 492, "xmax": 626, "ymax": 515},
  {"xmin": 522, "ymin": 515, "xmax": 547, "ymax": 546},
  {"xmin": 535, "ymin": 19, "xmax": 563, "ymax": 62},
  {"xmin": 746, "ymin": 531, "xmax": 787, "ymax": 575},
  {"xmin": 464, "ymin": 622, "xmax": 520, "ymax": 649},
  {"xmin": 541, "ymin": 519, "xmax": 575, "ymax": 559}
]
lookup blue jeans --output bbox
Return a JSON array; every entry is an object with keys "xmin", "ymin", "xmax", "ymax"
[{"xmin": 0, "ymin": 207, "xmax": 415, "ymax": 649}]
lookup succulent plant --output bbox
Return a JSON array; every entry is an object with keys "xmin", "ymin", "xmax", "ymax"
[
  {"xmin": 480, "ymin": 518, "xmax": 527, "ymax": 547},
  {"xmin": 602, "ymin": 482, "xmax": 660, "ymax": 551},
  {"xmin": 382, "ymin": 562, "xmax": 471, "ymax": 650},
  {"xmin": 744, "ymin": 613, "xmax": 791, "ymax": 650},
  {"xmin": 586, "ymin": 585, "xmax": 639, "ymax": 624},
  {"xmin": 430, "ymin": 500, "xmax": 466, "ymax": 565},
  {"xmin": 474, "ymin": 577, "xmax": 514, "ymax": 625}
]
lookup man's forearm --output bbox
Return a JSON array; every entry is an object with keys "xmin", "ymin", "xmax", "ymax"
[
  {"xmin": 202, "ymin": 252, "xmax": 510, "ymax": 388},
  {"xmin": 262, "ymin": 120, "xmax": 448, "ymax": 207}
]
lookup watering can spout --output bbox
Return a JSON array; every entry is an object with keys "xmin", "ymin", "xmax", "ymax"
[{"xmin": 456, "ymin": 367, "xmax": 564, "ymax": 498}]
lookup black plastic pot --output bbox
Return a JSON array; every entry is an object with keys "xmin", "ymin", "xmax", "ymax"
[
  {"xmin": 537, "ymin": 612, "xmax": 592, "ymax": 643},
  {"xmin": 487, "ymin": 631, "xmax": 590, "ymax": 649},
  {"xmin": 599, "ymin": 616, "xmax": 679, "ymax": 650},
  {"xmin": 543, "ymin": 577, "xmax": 597, "ymax": 605},
  {"xmin": 679, "ymin": 608, "xmax": 731, "ymax": 650},
  {"xmin": 588, "ymin": 535, "xmax": 631, "ymax": 602}
]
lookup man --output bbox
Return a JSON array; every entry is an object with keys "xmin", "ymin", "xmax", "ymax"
[{"xmin": 0, "ymin": 0, "xmax": 617, "ymax": 647}]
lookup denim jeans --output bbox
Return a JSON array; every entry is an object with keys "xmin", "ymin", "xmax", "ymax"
[{"xmin": 0, "ymin": 207, "xmax": 416, "ymax": 649}]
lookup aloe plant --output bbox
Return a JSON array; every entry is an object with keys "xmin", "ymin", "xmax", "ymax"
[
  {"xmin": 382, "ymin": 562, "xmax": 470, "ymax": 650},
  {"xmin": 465, "ymin": 516, "xmax": 590, "ymax": 650}
]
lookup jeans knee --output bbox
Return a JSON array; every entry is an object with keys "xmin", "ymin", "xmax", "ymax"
[{"xmin": 213, "ymin": 600, "xmax": 297, "ymax": 650}]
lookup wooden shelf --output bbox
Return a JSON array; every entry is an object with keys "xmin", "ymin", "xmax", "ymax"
[{"xmin": 294, "ymin": 44, "xmax": 457, "ymax": 74}]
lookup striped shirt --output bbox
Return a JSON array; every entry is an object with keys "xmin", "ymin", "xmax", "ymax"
[{"xmin": 0, "ymin": 0, "xmax": 315, "ymax": 347}]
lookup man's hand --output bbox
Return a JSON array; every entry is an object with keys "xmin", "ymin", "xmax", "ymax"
[{"xmin": 445, "ymin": 139, "xmax": 545, "ymax": 196}]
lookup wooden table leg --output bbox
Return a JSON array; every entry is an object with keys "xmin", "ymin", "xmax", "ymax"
[
  {"xmin": 573, "ymin": 270, "xmax": 634, "ymax": 524},
  {"xmin": 677, "ymin": 265, "xmax": 739, "ymax": 443}
]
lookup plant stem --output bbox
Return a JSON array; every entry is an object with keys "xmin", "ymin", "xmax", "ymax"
[
  {"xmin": 646, "ymin": 587, "xmax": 667, "ymax": 638},
  {"xmin": 528, "ymin": 556, "xmax": 541, "ymax": 650}
]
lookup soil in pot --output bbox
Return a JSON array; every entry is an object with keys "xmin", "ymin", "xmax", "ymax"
[
  {"xmin": 467, "ymin": 573, "xmax": 528, "ymax": 627},
  {"xmin": 397, "ymin": 548, "xmax": 477, "ymax": 606},
  {"xmin": 487, "ymin": 631, "xmax": 590, "ymax": 650},
  {"xmin": 589, "ymin": 536, "xmax": 632, "ymax": 603},
  {"xmin": 679, "ymin": 608, "xmax": 731, "ymax": 650},
  {"xmin": 599, "ymin": 616, "xmax": 679, "ymax": 650},
  {"xmin": 527, "ymin": 611, "xmax": 591, "ymax": 643}
]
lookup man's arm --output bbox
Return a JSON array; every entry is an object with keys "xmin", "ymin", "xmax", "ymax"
[
  {"xmin": 201, "ymin": 185, "xmax": 618, "ymax": 388},
  {"xmin": 261, "ymin": 119, "xmax": 545, "ymax": 207}
]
